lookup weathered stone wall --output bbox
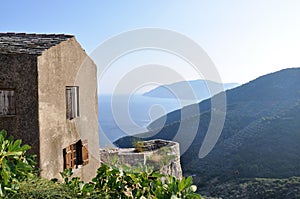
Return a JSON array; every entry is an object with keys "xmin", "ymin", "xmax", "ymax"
[
  {"xmin": 37, "ymin": 37, "xmax": 100, "ymax": 181},
  {"xmin": 145, "ymin": 140, "xmax": 182, "ymax": 179},
  {"xmin": 0, "ymin": 53, "xmax": 40, "ymax": 164},
  {"xmin": 100, "ymin": 140, "xmax": 182, "ymax": 179},
  {"xmin": 100, "ymin": 148, "xmax": 146, "ymax": 167}
]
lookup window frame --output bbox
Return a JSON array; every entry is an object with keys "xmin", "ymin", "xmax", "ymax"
[
  {"xmin": 63, "ymin": 139, "xmax": 89, "ymax": 170},
  {"xmin": 0, "ymin": 89, "xmax": 16, "ymax": 116},
  {"xmin": 66, "ymin": 86, "xmax": 79, "ymax": 120}
]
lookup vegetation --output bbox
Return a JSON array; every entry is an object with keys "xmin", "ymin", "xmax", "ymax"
[
  {"xmin": 132, "ymin": 140, "xmax": 145, "ymax": 153},
  {"xmin": 0, "ymin": 129, "xmax": 201, "ymax": 198},
  {"xmin": 6, "ymin": 163, "xmax": 201, "ymax": 199},
  {"xmin": 6, "ymin": 177, "xmax": 74, "ymax": 199},
  {"xmin": 90, "ymin": 163, "xmax": 200, "ymax": 198},
  {"xmin": 200, "ymin": 177, "xmax": 300, "ymax": 199},
  {"xmin": 0, "ymin": 130, "xmax": 35, "ymax": 196},
  {"xmin": 115, "ymin": 68, "xmax": 300, "ymax": 198}
]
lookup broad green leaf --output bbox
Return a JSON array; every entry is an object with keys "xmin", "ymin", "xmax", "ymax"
[{"xmin": 8, "ymin": 139, "xmax": 21, "ymax": 152}]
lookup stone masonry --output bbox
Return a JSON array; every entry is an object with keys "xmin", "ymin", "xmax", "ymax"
[
  {"xmin": 100, "ymin": 139, "xmax": 182, "ymax": 179},
  {"xmin": 0, "ymin": 33, "xmax": 100, "ymax": 182}
]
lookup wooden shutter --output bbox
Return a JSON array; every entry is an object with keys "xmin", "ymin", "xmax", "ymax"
[
  {"xmin": 72, "ymin": 87, "xmax": 79, "ymax": 118},
  {"xmin": 64, "ymin": 144, "xmax": 77, "ymax": 169},
  {"xmin": 0, "ymin": 90, "xmax": 15, "ymax": 116},
  {"xmin": 63, "ymin": 146, "xmax": 72, "ymax": 169},
  {"xmin": 66, "ymin": 88, "xmax": 72, "ymax": 119},
  {"xmin": 82, "ymin": 140, "xmax": 89, "ymax": 166},
  {"xmin": 71, "ymin": 144, "xmax": 77, "ymax": 169},
  {"xmin": 7, "ymin": 91, "xmax": 15, "ymax": 115},
  {"xmin": 0, "ymin": 91, "xmax": 3, "ymax": 115},
  {"xmin": 64, "ymin": 140, "xmax": 88, "ymax": 170},
  {"xmin": 66, "ymin": 87, "xmax": 79, "ymax": 119}
]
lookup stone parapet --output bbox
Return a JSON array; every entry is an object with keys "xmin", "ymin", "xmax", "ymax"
[{"xmin": 100, "ymin": 139, "xmax": 182, "ymax": 179}]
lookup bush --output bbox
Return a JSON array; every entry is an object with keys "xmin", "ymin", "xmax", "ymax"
[
  {"xmin": 61, "ymin": 163, "xmax": 201, "ymax": 198},
  {"xmin": 6, "ymin": 177, "xmax": 74, "ymax": 199},
  {"xmin": 9, "ymin": 164, "xmax": 201, "ymax": 198},
  {"xmin": 1, "ymin": 129, "xmax": 201, "ymax": 198},
  {"xmin": 0, "ymin": 129, "xmax": 36, "ymax": 196}
]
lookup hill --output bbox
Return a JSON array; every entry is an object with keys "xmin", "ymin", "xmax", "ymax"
[
  {"xmin": 143, "ymin": 79, "xmax": 239, "ymax": 100},
  {"xmin": 115, "ymin": 68, "xmax": 300, "ymax": 186},
  {"xmin": 200, "ymin": 177, "xmax": 300, "ymax": 199}
]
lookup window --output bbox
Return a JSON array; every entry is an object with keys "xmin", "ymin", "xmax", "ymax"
[
  {"xmin": 66, "ymin": 86, "xmax": 79, "ymax": 119},
  {"xmin": 63, "ymin": 139, "xmax": 89, "ymax": 170},
  {"xmin": 0, "ymin": 90, "xmax": 15, "ymax": 116}
]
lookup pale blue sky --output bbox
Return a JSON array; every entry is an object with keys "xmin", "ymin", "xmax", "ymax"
[{"xmin": 1, "ymin": 0, "xmax": 300, "ymax": 87}]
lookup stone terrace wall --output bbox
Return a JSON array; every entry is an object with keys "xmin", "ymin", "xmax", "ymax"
[{"xmin": 100, "ymin": 140, "xmax": 182, "ymax": 179}]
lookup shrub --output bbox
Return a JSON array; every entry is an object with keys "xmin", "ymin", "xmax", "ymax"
[
  {"xmin": 0, "ymin": 129, "xmax": 36, "ymax": 196},
  {"xmin": 60, "ymin": 163, "xmax": 201, "ymax": 198},
  {"xmin": 1, "ymin": 129, "xmax": 201, "ymax": 198},
  {"xmin": 6, "ymin": 177, "xmax": 74, "ymax": 199},
  {"xmin": 92, "ymin": 163, "xmax": 201, "ymax": 198}
]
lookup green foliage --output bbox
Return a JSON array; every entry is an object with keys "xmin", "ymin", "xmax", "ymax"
[
  {"xmin": 59, "ymin": 168, "xmax": 95, "ymax": 198},
  {"xmin": 0, "ymin": 129, "xmax": 36, "ymax": 196},
  {"xmin": 0, "ymin": 130, "xmax": 200, "ymax": 198},
  {"xmin": 153, "ymin": 175, "xmax": 200, "ymax": 199},
  {"xmin": 91, "ymin": 163, "xmax": 201, "ymax": 199},
  {"xmin": 50, "ymin": 163, "xmax": 201, "ymax": 198},
  {"xmin": 6, "ymin": 177, "xmax": 74, "ymax": 199},
  {"xmin": 132, "ymin": 139, "xmax": 145, "ymax": 152},
  {"xmin": 15, "ymin": 163, "xmax": 200, "ymax": 198},
  {"xmin": 200, "ymin": 177, "xmax": 300, "ymax": 199}
]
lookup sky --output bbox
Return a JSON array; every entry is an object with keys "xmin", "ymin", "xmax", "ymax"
[{"xmin": 1, "ymin": 0, "xmax": 300, "ymax": 93}]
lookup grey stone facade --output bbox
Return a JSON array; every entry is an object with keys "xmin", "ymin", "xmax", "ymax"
[
  {"xmin": 0, "ymin": 33, "xmax": 99, "ymax": 181},
  {"xmin": 0, "ymin": 53, "xmax": 39, "ymax": 160}
]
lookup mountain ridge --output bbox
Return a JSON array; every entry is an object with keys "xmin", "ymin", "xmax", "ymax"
[
  {"xmin": 143, "ymin": 79, "xmax": 239, "ymax": 100},
  {"xmin": 115, "ymin": 67, "xmax": 300, "ymax": 185}
]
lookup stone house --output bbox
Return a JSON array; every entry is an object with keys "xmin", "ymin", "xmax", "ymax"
[{"xmin": 0, "ymin": 33, "xmax": 99, "ymax": 181}]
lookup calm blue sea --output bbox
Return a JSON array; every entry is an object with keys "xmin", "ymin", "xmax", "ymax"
[{"xmin": 98, "ymin": 95, "xmax": 196, "ymax": 147}]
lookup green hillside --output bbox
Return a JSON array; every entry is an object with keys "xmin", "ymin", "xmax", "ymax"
[
  {"xmin": 200, "ymin": 177, "xmax": 300, "ymax": 199},
  {"xmin": 115, "ymin": 68, "xmax": 300, "ymax": 195}
]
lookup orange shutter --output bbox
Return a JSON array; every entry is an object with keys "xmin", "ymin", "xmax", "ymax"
[
  {"xmin": 71, "ymin": 144, "xmax": 77, "ymax": 169},
  {"xmin": 82, "ymin": 140, "xmax": 89, "ymax": 166},
  {"xmin": 64, "ymin": 146, "xmax": 73, "ymax": 169}
]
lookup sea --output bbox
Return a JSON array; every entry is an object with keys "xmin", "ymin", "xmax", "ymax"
[{"xmin": 98, "ymin": 95, "xmax": 197, "ymax": 147}]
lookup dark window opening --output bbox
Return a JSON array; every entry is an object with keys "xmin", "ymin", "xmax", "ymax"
[
  {"xmin": 0, "ymin": 90, "xmax": 16, "ymax": 116},
  {"xmin": 63, "ymin": 139, "xmax": 89, "ymax": 170},
  {"xmin": 66, "ymin": 86, "xmax": 79, "ymax": 119}
]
